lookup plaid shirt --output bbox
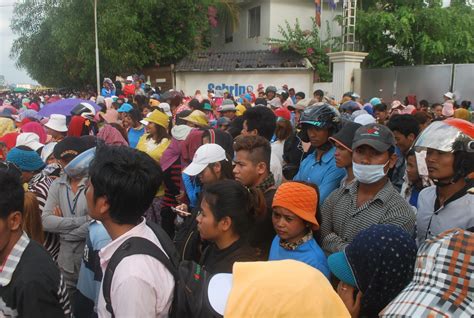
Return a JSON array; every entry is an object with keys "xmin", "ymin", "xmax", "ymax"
[
  {"xmin": 380, "ymin": 228, "xmax": 474, "ymax": 317},
  {"xmin": 320, "ymin": 180, "xmax": 416, "ymax": 254}
]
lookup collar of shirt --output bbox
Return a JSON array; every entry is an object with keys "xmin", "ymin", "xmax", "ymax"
[
  {"xmin": 99, "ymin": 218, "xmax": 147, "ymax": 268},
  {"xmin": 312, "ymin": 146, "xmax": 336, "ymax": 165},
  {"xmin": 346, "ymin": 179, "xmax": 394, "ymax": 205},
  {"xmin": 0, "ymin": 232, "xmax": 30, "ymax": 286},
  {"xmin": 57, "ymin": 174, "xmax": 88, "ymax": 188}
]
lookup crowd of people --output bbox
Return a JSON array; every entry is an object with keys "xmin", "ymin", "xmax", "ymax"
[{"xmin": 0, "ymin": 77, "xmax": 473, "ymax": 317}]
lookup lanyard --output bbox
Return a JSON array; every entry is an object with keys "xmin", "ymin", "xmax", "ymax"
[{"xmin": 66, "ymin": 187, "xmax": 83, "ymax": 215}]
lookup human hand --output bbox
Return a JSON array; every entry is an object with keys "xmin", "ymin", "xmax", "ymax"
[
  {"xmin": 337, "ymin": 281, "xmax": 362, "ymax": 318},
  {"xmin": 53, "ymin": 206, "xmax": 63, "ymax": 217},
  {"xmin": 175, "ymin": 191, "xmax": 186, "ymax": 204}
]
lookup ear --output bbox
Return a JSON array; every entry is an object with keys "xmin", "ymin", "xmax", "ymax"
[
  {"xmin": 256, "ymin": 161, "xmax": 267, "ymax": 175},
  {"xmin": 407, "ymin": 133, "xmax": 416, "ymax": 144},
  {"xmin": 97, "ymin": 196, "xmax": 111, "ymax": 217},
  {"xmin": 249, "ymin": 129, "xmax": 258, "ymax": 136},
  {"xmin": 388, "ymin": 152, "xmax": 398, "ymax": 169},
  {"xmin": 213, "ymin": 162, "xmax": 222, "ymax": 174},
  {"xmin": 218, "ymin": 216, "xmax": 232, "ymax": 232},
  {"xmin": 8, "ymin": 211, "xmax": 22, "ymax": 231}
]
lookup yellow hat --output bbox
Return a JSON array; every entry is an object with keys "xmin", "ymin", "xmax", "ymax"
[
  {"xmin": 146, "ymin": 110, "xmax": 169, "ymax": 129},
  {"xmin": 149, "ymin": 99, "xmax": 160, "ymax": 107},
  {"xmin": 235, "ymin": 104, "xmax": 247, "ymax": 116},
  {"xmin": 182, "ymin": 110, "xmax": 209, "ymax": 127}
]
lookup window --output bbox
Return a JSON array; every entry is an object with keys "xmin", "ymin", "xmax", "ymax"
[
  {"xmin": 248, "ymin": 6, "xmax": 260, "ymax": 38},
  {"xmin": 225, "ymin": 20, "xmax": 233, "ymax": 43}
]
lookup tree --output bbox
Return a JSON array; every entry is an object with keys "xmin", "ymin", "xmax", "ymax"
[
  {"xmin": 267, "ymin": 19, "xmax": 341, "ymax": 82},
  {"xmin": 10, "ymin": 0, "xmax": 216, "ymax": 87},
  {"xmin": 356, "ymin": 0, "xmax": 474, "ymax": 67}
]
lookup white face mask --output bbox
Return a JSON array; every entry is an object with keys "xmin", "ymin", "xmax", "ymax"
[{"xmin": 352, "ymin": 161, "xmax": 389, "ymax": 184}]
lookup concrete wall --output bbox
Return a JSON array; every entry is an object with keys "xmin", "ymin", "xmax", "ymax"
[
  {"xmin": 211, "ymin": 0, "xmax": 342, "ymax": 52},
  {"xmin": 175, "ymin": 69, "xmax": 313, "ymax": 96}
]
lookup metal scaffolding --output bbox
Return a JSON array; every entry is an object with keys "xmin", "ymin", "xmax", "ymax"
[{"xmin": 342, "ymin": 0, "xmax": 357, "ymax": 51}]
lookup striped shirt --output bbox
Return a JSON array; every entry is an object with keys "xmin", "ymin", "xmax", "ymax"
[
  {"xmin": 320, "ymin": 180, "xmax": 416, "ymax": 254},
  {"xmin": 28, "ymin": 172, "xmax": 60, "ymax": 261}
]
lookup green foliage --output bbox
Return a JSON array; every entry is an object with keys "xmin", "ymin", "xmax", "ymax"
[
  {"xmin": 357, "ymin": 0, "xmax": 474, "ymax": 67},
  {"xmin": 11, "ymin": 0, "xmax": 212, "ymax": 87},
  {"xmin": 267, "ymin": 18, "xmax": 341, "ymax": 82}
]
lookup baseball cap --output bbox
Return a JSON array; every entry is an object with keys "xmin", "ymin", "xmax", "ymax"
[
  {"xmin": 327, "ymin": 251, "xmax": 357, "ymax": 287},
  {"xmin": 117, "ymin": 103, "xmax": 133, "ymax": 113},
  {"xmin": 158, "ymin": 103, "xmax": 172, "ymax": 117},
  {"xmin": 352, "ymin": 123, "xmax": 395, "ymax": 152},
  {"xmin": 183, "ymin": 144, "xmax": 227, "ymax": 176},
  {"xmin": 53, "ymin": 136, "xmax": 85, "ymax": 161},
  {"xmin": 274, "ymin": 107, "xmax": 291, "ymax": 121},
  {"xmin": 329, "ymin": 122, "xmax": 362, "ymax": 151}
]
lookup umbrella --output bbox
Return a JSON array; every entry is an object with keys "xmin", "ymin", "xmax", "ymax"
[
  {"xmin": 13, "ymin": 87, "xmax": 28, "ymax": 93},
  {"xmin": 38, "ymin": 98, "xmax": 101, "ymax": 117}
]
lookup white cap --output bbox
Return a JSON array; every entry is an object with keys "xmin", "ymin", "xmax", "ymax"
[
  {"xmin": 159, "ymin": 103, "xmax": 172, "ymax": 117},
  {"xmin": 444, "ymin": 92, "xmax": 454, "ymax": 99},
  {"xmin": 45, "ymin": 114, "xmax": 68, "ymax": 132},
  {"xmin": 140, "ymin": 112, "xmax": 151, "ymax": 126},
  {"xmin": 183, "ymin": 144, "xmax": 227, "ymax": 176},
  {"xmin": 354, "ymin": 113, "xmax": 376, "ymax": 125},
  {"xmin": 207, "ymin": 273, "xmax": 233, "ymax": 315},
  {"xmin": 41, "ymin": 142, "xmax": 57, "ymax": 162},
  {"xmin": 126, "ymin": 75, "xmax": 133, "ymax": 82},
  {"xmin": 16, "ymin": 133, "xmax": 44, "ymax": 151}
]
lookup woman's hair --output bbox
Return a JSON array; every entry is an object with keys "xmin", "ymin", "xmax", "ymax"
[
  {"xmin": 202, "ymin": 180, "xmax": 266, "ymax": 237},
  {"xmin": 23, "ymin": 192, "xmax": 44, "ymax": 244},
  {"xmin": 147, "ymin": 123, "xmax": 170, "ymax": 144},
  {"xmin": 275, "ymin": 119, "xmax": 293, "ymax": 141},
  {"xmin": 208, "ymin": 157, "xmax": 234, "ymax": 181},
  {"xmin": 461, "ymin": 100, "xmax": 471, "ymax": 109}
]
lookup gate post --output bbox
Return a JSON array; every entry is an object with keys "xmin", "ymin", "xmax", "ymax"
[{"xmin": 327, "ymin": 51, "xmax": 368, "ymax": 100}]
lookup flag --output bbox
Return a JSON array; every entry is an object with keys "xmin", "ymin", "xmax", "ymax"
[{"xmin": 315, "ymin": 0, "xmax": 321, "ymax": 27}]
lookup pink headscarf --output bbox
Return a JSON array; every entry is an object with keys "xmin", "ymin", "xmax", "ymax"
[
  {"xmin": 97, "ymin": 125, "xmax": 128, "ymax": 146},
  {"xmin": 21, "ymin": 122, "xmax": 47, "ymax": 144}
]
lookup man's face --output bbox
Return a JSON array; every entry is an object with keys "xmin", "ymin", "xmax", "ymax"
[
  {"xmin": 434, "ymin": 106, "xmax": 443, "ymax": 118},
  {"xmin": 374, "ymin": 110, "xmax": 388, "ymax": 123},
  {"xmin": 306, "ymin": 126, "xmax": 330, "ymax": 148},
  {"xmin": 267, "ymin": 92, "xmax": 275, "ymax": 100},
  {"xmin": 295, "ymin": 95, "xmax": 303, "ymax": 103},
  {"xmin": 233, "ymin": 150, "xmax": 262, "ymax": 187},
  {"xmin": 241, "ymin": 120, "xmax": 257, "ymax": 137},
  {"xmin": 0, "ymin": 211, "xmax": 21, "ymax": 256},
  {"xmin": 392, "ymin": 131, "xmax": 415, "ymax": 155},
  {"xmin": 222, "ymin": 111, "xmax": 235, "ymax": 120},
  {"xmin": 406, "ymin": 155, "xmax": 420, "ymax": 183},
  {"xmin": 334, "ymin": 143, "xmax": 352, "ymax": 168},
  {"xmin": 425, "ymin": 148, "xmax": 455, "ymax": 181},
  {"xmin": 352, "ymin": 145, "xmax": 396, "ymax": 173}
]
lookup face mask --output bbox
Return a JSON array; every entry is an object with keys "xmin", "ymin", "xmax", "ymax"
[{"xmin": 352, "ymin": 161, "xmax": 389, "ymax": 184}]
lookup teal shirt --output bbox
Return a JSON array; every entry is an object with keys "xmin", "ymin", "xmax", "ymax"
[{"xmin": 128, "ymin": 126, "xmax": 145, "ymax": 148}]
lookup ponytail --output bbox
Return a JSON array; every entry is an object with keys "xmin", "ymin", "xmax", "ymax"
[
  {"xmin": 202, "ymin": 180, "xmax": 263, "ymax": 237},
  {"xmin": 23, "ymin": 192, "xmax": 44, "ymax": 244}
]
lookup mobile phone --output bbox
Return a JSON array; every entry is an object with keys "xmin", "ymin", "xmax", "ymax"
[{"xmin": 171, "ymin": 207, "xmax": 191, "ymax": 216}]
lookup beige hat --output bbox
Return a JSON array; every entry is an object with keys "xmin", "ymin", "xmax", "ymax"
[{"xmin": 45, "ymin": 114, "xmax": 68, "ymax": 132}]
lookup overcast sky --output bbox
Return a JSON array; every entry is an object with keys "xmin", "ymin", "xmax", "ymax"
[
  {"xmin": 0, "ymin": 0, "xmax": 453, "ymax": 86},
  {"xmin": 0, "ymin": 0, "xmax": 37, "ymax": 84}
]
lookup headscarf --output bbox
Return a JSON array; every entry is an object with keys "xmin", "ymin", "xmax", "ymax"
[
  {"xmin": 97, "ymin": 125, "xmax": 128, "ymax": 146},
  {"xmin": 454, "ymin": 108, "xmax": 472, "ymax": 121},
  {"xmin": 345, "ymin": 224, "xmax": 417, "ymax": 317},
  {"xmin": 21, "ymin": 122, "xmax": 47, "ymax": 144},
  {"xmin": 0, "ymin": 118, "xmax": 15, "ymax": 137},
  {"xmin": 68, "ymin": 115, "xmax": 87, "ymax": 137}
]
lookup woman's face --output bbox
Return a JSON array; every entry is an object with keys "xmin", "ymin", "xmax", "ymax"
[
  {"xmin": 147, "ymin": 122, "xmax": 158, "ymax": 136},
  {"xmin": 272, "ymin": 207, "xmax": 308, "ymax": 243},
  {"xmin": 198, "ymin": 165, "xmax": 220, "ymax": 184},
  {"xmin": 196, "ymin": 198, "xmax": 222, "ymax": 242}
]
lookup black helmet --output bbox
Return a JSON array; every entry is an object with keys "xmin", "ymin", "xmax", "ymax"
[
  {"xmin": 278, "ymin": 90, "xmax": 289, "ymax": 100},
  {"xmin": 71, "ymin": 102, "xmax": 96, "ymax": 119},
  {"xmin": 299, "ymin": 104, "xmax": 340, "ymax": 130},
  {"xmin": 265, "ymin": 86, "xmax": 277, "ymax": 94}
]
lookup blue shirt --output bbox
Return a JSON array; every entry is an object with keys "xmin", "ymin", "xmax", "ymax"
[
  {"xmin": 293, "ymin": 146, "xmax": 346, "ymax": 204},
  {"xmin": 128, "ymin": 126, "xmax": 145, "ymax": 149},
  {"xmin": 268, "ymin": 235, "xmax": 330, "ymax": 279},
  {"xmin": 76, "ymin": 221, "xmax": 111, "ymax": 307}
]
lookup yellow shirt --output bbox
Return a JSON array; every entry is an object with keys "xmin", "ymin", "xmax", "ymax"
[{"xmin": 136, "ymin": 134, "xmax": 170, "ymax": 196}]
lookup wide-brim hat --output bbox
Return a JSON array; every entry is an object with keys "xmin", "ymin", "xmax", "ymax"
[
  {"xmin": 182, "ymin": 110, "xmax": 209, "ymax": 127},
  {"xmin": 44, "ymin": 114, "xmax": 68, "ymax": 132}
]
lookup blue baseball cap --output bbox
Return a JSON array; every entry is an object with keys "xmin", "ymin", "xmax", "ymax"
[
  {"xmin": 327, "ymin": 250, "xmax": 357, "ymax": 287},
  {"xmin": 117, "ymin": 103, "xmax": 133, "ymax": 113}
]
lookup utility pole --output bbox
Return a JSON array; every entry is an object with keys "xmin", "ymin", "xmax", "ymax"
[{"xmin": 94, "ymin": 0, "xmax": 100, "ymax": 96}]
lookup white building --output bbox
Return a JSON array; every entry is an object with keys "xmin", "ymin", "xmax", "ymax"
[
  {"xmin": 175, "ymin": 0, "xmax": 343, "ymax": 96},
  {"xmin": 210, "ymin": 0, "xmax": 342, "ymax": 52}
]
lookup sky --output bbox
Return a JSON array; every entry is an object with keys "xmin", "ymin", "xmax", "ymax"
[
  {"xmin": 0, "ymin": 0, "xmax": 453, "ymax": 86},
  {"xmin": 0, "ymin": 0, "xmax": 36, "ymax": 85}
]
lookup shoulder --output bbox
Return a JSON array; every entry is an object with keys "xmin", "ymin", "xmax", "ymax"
[
  {"xmin": 419, "ymin": 186, "xmax": 436, "ymax": 199},
  {"xmin": 16, "ymin": 242, "xmax": 60, "ymax": 284}
]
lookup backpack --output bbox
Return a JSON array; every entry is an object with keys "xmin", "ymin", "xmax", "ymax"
[{"xmin": 102, "ymin": 221, "xmax": 215, "ymax": 318}]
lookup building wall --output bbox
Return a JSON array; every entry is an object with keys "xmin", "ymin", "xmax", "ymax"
[
  {"xmin": 175, "ymin": 69, "xmax": 313, "ymax": 96},
  {"xmin": 210, "ymin": 0, "xmax": 342, "ymax": 52}
]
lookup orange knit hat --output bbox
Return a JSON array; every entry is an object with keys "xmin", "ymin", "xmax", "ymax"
[{"xmin": 272, "ymin": 182, "xmax": 319, "ymax": 230}]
